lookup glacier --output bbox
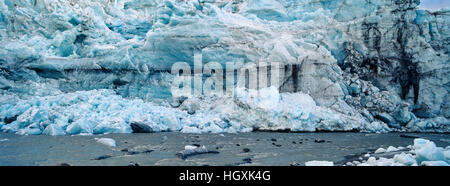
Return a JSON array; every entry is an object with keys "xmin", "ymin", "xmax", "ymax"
[{"xmin": 0, "ymin": 0, "xmax": 449, "ymax": 135}]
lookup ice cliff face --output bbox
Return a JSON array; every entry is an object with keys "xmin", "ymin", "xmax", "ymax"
[{"xmin": 0, "ymin": 0, "xmax": 448, "ymax": 135}]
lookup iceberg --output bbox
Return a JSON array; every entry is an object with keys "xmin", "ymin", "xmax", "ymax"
[
  {"xmin": 0, "ymin": 87, "xmax": 361, "ymax": 134},
  {"xmin": 413, "ymin": 138, "xmax": 447, "ymax": 164}
]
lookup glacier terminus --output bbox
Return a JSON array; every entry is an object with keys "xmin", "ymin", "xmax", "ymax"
[{"xmin": 0, "ymin": 0, "xmax": 449, "ymax": 136}]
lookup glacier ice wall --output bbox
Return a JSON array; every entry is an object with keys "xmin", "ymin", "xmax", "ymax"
[{"xmin": 0, "ymin": 0, "xmax": 448, "ymax": 135}]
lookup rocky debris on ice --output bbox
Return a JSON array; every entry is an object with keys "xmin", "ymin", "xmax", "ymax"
[
  {"xmin": 176, "ymin": 145, "xmax": 219, "ymax": 160},
  {"xmin": 392, "ymin": 153, "xmax": 417, "ymax": 166},
  {"xmin": 95, "ymin": 138, "xmax": 116, "ymax": 147},
  {"xmin": 55, "ymin": 163, "xmax": 71, "ymax": 166},
  {"xmin": 130, "ymin": 122, "xmax": 153, "ymax": 133},
  {"xmin": 327, "ymin": 138, "xmax": 450, "ymax": 166},
  {"xmin": 128, "ymin": 162, "xmax": 140, "ymax": 166},
  {"xmin": 413, "ymin": 138, "xmax": 448, "ymax": 164},
  {"xmin": 419, "ymin": 161, "xmax": 449, "ymax": 166}
]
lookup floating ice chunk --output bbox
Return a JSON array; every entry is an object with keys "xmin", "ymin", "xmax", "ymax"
[
  {"xmin": 393, "ymin": 153, "xmax": 417, "ymax": 166},
  {"xmin": 332, "ymin": 139, "xmax": 448, "ymax": 166},
  {"xmin": 420, "ymin": 161, "xmax": 449, "ymax": 166},
  {"xmin": 413, "ymin": 138, "xmax": 446, "ymax": 164},
  {"xmin": 0, "ymin": 138, "xmax": 8, "ymax": 142},
  {"xmin": 444, "ymin": 150, "xmax": 450, "ymax": 160},
  {"xmin": 374, "ymin": 148, "xmax": 387, "ymax": 154},
  {"xmin": 95, "ymin": 138, "xmax": 116, "ymax": 147},
  {"xmin": 364, "ymin": 157, "xmax": 376, "ymax": 165},
  {"xmin": 386, "ymin": 146, "xmax": 399, "ymax": 152},
  {"xmin": 305, "ymin": 161, "xmax": 334, "ymax": 166},
  {"xmin": 361, "ymin": 157, "xmax": 403, "ymax": 166},
  {"xmin": 185, "ymin": 145, "xmax": 205, "ymax": 151},
  {"xmin": 176, "ymin": 145, "xmax": 219, "ymax": 160},
  {"xmin": 377, "ymin": 158, "xmax": 400, "ymax": 166}
]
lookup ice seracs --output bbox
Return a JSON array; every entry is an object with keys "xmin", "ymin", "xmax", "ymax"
[{"xmin": 176, "ymin": 145, "xmax": 219, "ymax": 160}]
